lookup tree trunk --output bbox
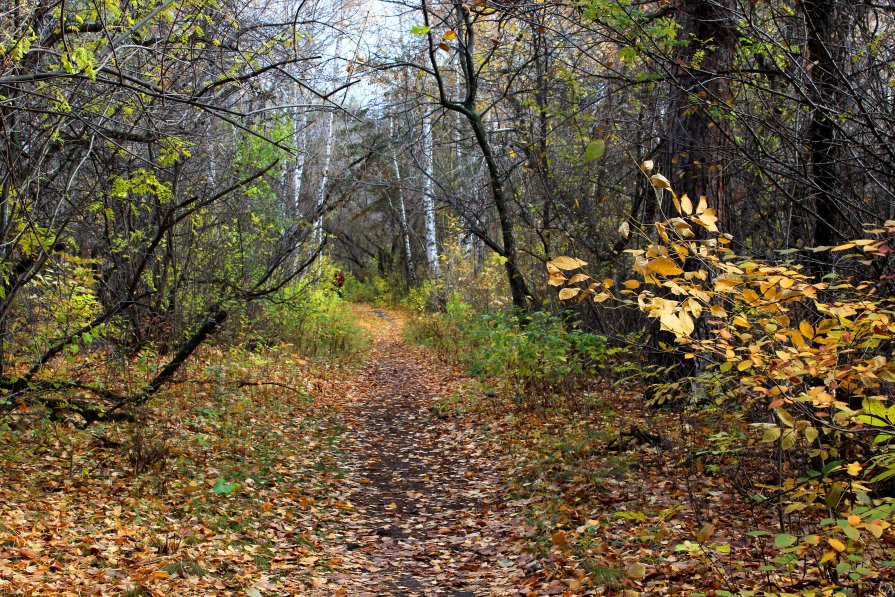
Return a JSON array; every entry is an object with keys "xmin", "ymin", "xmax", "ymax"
[
  {"xmin": 419, "ymin": 0, "xmax": 532, "ymax": 311},
  {"xmin": 802, "ymin": 0, "xmax": 850, "ymax": 261},
  {"xmin": 649, "ymin": 0, "xmax": 735, "ymax": 402},
  {"xmin": 390, "ymin": 117, "xmax": 417, "ymax": 285},
  {"xmin": 422, "ymin": 111, "xmax": 439, "ymax": 278}
]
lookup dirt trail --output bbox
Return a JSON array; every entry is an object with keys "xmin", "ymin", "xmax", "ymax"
[{"xmin": 309, "ymin": 306, "xmax": 530, "ymax": 596}]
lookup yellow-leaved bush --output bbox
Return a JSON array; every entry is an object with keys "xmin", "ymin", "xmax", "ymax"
[{"xmin": 549, "ymin": 175, "xmax": 895, "ymax": 583}]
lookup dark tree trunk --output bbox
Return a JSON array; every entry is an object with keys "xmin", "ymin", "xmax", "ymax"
[
  {"xmin": 658, "ymin": 0, "xmax": 734, "ymax": 216},
  {"xmin": 802, "ymin": 0, "xmax": 851, "ymax": 264},
  {"xmin": 648, "ymin": 0, "xmax": 736, "ymax": 401}
]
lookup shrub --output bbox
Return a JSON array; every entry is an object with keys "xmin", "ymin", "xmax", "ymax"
[
  {"xmin": 264, "ymin": 288, "xmax": 371, "ymax": 364},
  {"xmin": 406, "ymin": 303, "xmax": 619, "ymax": 409},
  {"xmin": 549, "ymin": 185, "xmax": 895, "ymax": 588}
]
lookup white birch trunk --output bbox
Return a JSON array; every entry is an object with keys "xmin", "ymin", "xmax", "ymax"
[
  {"xmin": 292, "ymin": 87, "xmax": 307, "ymax": 211},
  {"xmin": 313, "ymin": 104, "xmax": 335, "ymax": 245},
  {"xmin": 208, "ymin": 140, "xmax": 218, "ymax": 186},
  {"xmin": 454, "ymin": 64, "xmax": 474, "ymax": 260},
  {"xmin": 390, "ymin": 118, "xmax": 416, "ymax": 285},
  {"xmin": 313, "ymin": 25, "xmax": 342, "ymax": 246},
  {"xmin": 422, "ymin": 111, "xmax": 439, "ymax": 278}
]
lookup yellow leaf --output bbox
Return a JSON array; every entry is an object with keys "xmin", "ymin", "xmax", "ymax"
[
  {"xmin": 650, "ymin": 173, "xmax": 672, "ymax": 190},
  {"xmin": 696, "ymin": 195, "xmax": 707, "ymax": 215},
  {"xmin": 618, "ymin": 220, "xmax": 630, "ymax": 239},
  {"xmin": 660, "ymin": 311, "xmax": 694, "ymax": 336},
  {"xmin": 625, "ymin": 562, "xmax": 646, "ymax": 580},
  {"xmin": 444, "ymin": 29, "xmax": 457, "ymax": 40},
  {"xmin": 776, "ymin": 408, "xmax": 795, "ymax": 427},
  {"xmin": 867, "ymin": 520, "xmax": 889, "ymax": 539},
  {"xmin": 828, "ymin": 538, "xmax": 846, "ymax": 552},
  {"xmin": 781, "ymin": 428, "xmax": 796, "ymax": 450},
  {"xmin": 799, "ymin": 320, "xmax": 815, "ymax": 339},
  {"xmin": 641, "ymin": 159, "xmax": 654, "ymax": 173},
  {"xmin": 742, "ymin": 288, "xmax": 760, "ymax": 304},
  {"xmin": 846, "ymin": 461, "xmax": 862, "ymax": 476},
  {"xmin": 549, "ymin": 256, "xmax": 588, "ymax": 271},
  {"xmin": 715, "ymin": 277, "xmax": 739, "ymax": 292},
  {"xmin": 648, "ymin": 257, "xmax": 683, "ymax": 276},
  {"xmin": 593, "ymin": 292, "xmax": 612, "ymax": 303},
  {"xmin": 805, "ymin": 427, "xmax": 818, "ymax": 443},
  {"xmin": 548, "ymin": 271, "xmax": 567, "ymax": 286},
  {"xmin": 567, "ymin": 273, "xmax": 590, "ymax": 284},
  {"xmin": 761, "ymin": 426, "xmax": 781, "ymax": 442},
  {"xmin": 692, "ymin": 213, "xmax": 719, "ymax": 232},
  {"xmin": 624, "ymin": 279, "xmax": 641, "ymax": 290},
  {"xmin": 681, "ymin": 194, "xmax": 693, "ymax": 215},
  {"xmin": 558, "ymin": 287, "xmax": 581, "ymax": 301},
  {"xmin": 671, "ymin": 218, "xmax": 694, "ymax": 238}
]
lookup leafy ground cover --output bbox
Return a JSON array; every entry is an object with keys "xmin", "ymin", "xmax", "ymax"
[
  {"xmin": 3, "ymin": 303, "xmax": 894, "ymax": 595},
  {"xmin": 0, "ymin": 342, "xmax": 356, "ymax": 595},
  {"xmin": 496, "ymin": 399, "xmax": 895, "ymax": 594},
  {"xmin": 406, "ymin": 304, "xmax": 895, "ymax": 595}
]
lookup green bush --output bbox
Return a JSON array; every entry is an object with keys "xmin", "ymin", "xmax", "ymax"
[
  {"xmin": 342, "ymin": 272, "xmax": 408, "ymax": 307},
  {"xmin": 242, "ymin": 262, "xmax": 372, "ymax": 365},
  {"xmin": 266, "ymin": 288, "xmax": 371, "ymax": 364},
  {"xmin": 401, "ymin": 280, "xmax": 441, "ymax": 313},
  {"xmin": 404, "ymin": 312, "xmax": 464, "ymax": 357},
  {"xmin": 406, "ymin": 303, "xmax": 620, "ymax": 408}
]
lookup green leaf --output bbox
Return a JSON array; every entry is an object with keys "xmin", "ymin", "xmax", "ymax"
[
  {"xmin": 838, "ymin": 520, "xmax": 861, "ymax": 541},
  {"xmin": 858, "ymin": 397, "xmax": 888, "ymax": 426},
  {"xmin": 213, "ymin": 478, "xmax": 238, "ymax": 495},
  {"xmin": 410, "ymin": 25, "xmax": 432, "ymax": 35},
  {"xmin": 585, "ymin": 139, "xmax": 606, "ymax": 162},
  {"xmin": 774, "ymin": 533, "xmax": 797, "ymax": 548}
]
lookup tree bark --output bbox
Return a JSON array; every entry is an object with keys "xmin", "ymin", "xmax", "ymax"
[
  {"xmin": 422, "ymin": 111, "xmax": 440, "ymax": 278},
  {"xmin": 802, "ymin": 0, "xmax": 851, "ymax": 260}
]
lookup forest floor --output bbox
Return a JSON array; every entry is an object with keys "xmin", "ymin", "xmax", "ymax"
[
  {"xmin": 1, "ymin": 305, "xmax": 893, "ymax": 595},
  {"xmin": 305, "ymin": 306, "xmax": 532, "ymax": 596}
]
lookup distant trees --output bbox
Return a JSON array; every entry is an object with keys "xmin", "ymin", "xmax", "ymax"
[{"xmin": 338, "ymin": 0, "xmax": 895, "ymax": 313}]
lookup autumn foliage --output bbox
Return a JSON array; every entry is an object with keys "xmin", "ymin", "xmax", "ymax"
[{"xmin": 549, "ymin": 170, "xmax": 895, "ymax": 589}]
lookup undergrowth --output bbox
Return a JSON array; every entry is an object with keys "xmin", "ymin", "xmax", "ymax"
[
  {"xmin": 405, "ymin": 300, "xmax": 621, "ymax": 410},
  {"xmin": 0, "ymin": 340, "xmax": 348, "ymax": 594}
]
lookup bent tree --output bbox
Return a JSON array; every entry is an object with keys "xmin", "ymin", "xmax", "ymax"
[{"xmin": 409, "ymin": 0, "xmax": 534, "ymax": 311}]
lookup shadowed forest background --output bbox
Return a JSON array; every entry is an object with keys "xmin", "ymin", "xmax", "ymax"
[{"xmin": 2, "ymin": 0, "xmax": 895, "ymax": 594}]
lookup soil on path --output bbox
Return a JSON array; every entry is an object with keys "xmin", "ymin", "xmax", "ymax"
[{"xmin": 308, "ymin": 306, "xmax": 532, "ymax": 596}]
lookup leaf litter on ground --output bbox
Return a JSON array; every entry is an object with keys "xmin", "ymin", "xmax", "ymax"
[{"xmin": 2, "ymin": 304, "xmax": 893, "ymax": 595}]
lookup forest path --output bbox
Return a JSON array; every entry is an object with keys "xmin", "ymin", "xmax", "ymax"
[{"xmin": 308, "ymin": 305, "xmax": 531, "ymax": 596}]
